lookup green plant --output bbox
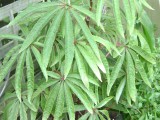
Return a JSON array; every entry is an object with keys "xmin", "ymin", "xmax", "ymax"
[{"xmin": 0, "ymin": 0, "xmax": 157, "ymax": 119}]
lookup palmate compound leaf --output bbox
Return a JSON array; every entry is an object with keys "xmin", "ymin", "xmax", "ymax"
[
  {"xmin": 15, "ymin": 51, "xmax": 26, "ymax": 102},
  {"xmin": 42, "ymin": 9, "xmax": 65, "ymax": 68},
  {"xmin": 96, "ymin": 0, "xmax": 104, "ymax": 26},
  {"xmin": 0, "ymin": 52, "xmax": 19, "ymax": 83},
  {"xmin": 71, "ymin": 10, "xmax": 101, "ymax": 61},
  {"xmin": 54, "ymin": 82, "xmax": 65, "ymax": 120},
  {"xmin": 129, "ymin": 49, "xmax": 151, "ymax": 87},
  {"xmin": 8, "ymin": 2, "xmax": 61, "ymax": 26},
  {"xmin": 31, "ymin": 46, "xmax": 48, "ymax": 80},
  {"xmin": 26, "ymin": 48, "xmax": 35, "ymax": 103},
  {"xmin": 42, "ymin": 83, "xmax": 60, "ymax": 120},
  {"xmin": 77, "ymin": 44, "xmax": 102, "ymax": 81},
  {"xmin": 64, "ymin": 10, "xmax": 75, "ymax": 79},
  {"xmin": 75, "ymin": 47, "xmax": 89, "ymax": 89},
  {"xmin": 64, "ymin": 83, "xmax": 75, "ymax": 120},
  {"xmin": 107, "ymin": 52, "xmax": 125, "ymax": 96},
  {"xmin": 18, "ymin": 7, "xmax": 61, "ymax": 53},
  {"xmin": 66, "ymin": 81, "xmax": 93, "ymax": 114},
  {"xmin": 126, "ymin": 50, "xmax": 137, "ymax": 102}
]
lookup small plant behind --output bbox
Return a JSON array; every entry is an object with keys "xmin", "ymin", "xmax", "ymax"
[{"xmin": 0, "ymin": 0, "xmax": 157, "ymax": 119}]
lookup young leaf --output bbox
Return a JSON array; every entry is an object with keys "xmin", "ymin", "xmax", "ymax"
[
  {"xmin": 31, "ymin": 46, "xmax": 48, "ymax": 80},
  {"xmin": 19, "ymin": 7, "xmax": 61, "ymax": 53},
  {"xmin": 15, "ymin": 51, "xmax": 26, "ymax": 102},
  {"xmin": 75, "ymin": 47, "xmax": 89, "ymax": 89},
  {"xmin": 96, "ymin": 0, "xmax": 104, "ymax": 26},
  {"xmin": 126, "ymin": 50, "xmax": 137, "ymax": 102},
  {"xmin": 71, "ymin": 10, "xmax": 101, "ymax": 61},
  {"xmin": 67, "ymin": 81, "xmax": 93, "ymax": 114},
  {"xmin": 26, "ymin": 48, "xmax": 35, "ymax": 103},
  {"xmin": 64, "ymin": 83, "xmax": 75, "ymax": 120},
  {"xmin": 42, "ymin": 9, "xmax": 65, "ymax": 68},
  {"xmin": 42, "ymin": 83, "xmax": 60, "ymax": 120},
  {"xmin": 107, "ymin": 52, "xmax": 125, "ymax": 95},
  {"xmin": 54, "ymin": 83, "xmax": 65, "ymax": 120},
  {"xmin": 64, "ymin": 10, "xmax": 75, "ymax": 79},
  {"xmin": 115, "ymin": 77, "xmax": 126, "ymax": 103}
]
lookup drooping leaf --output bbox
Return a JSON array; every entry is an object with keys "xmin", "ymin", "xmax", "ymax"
[
  {"xmin": 26, "ymin": 48, "xmax": 35, "ymax": 103},
  {"xmin": 15, "ymin": 51, "xmax": 26, "ymax": 102},
  {"xmin": 126, "ymin": 50, "xmax": 137, "ymax": 102},
  {"xmin": 96, "ymin": 0, "xmax": 104, "ymax": 26},
  {"xmin": 64, "ymin": 10, "xmax": 75, "ymax": 79},
  {"xmin": 77, "ymin": 45, "xmax": 102, "ymax": 81},
  {"xmin": 75, "ymin": 47, "xmax": 89, "ymax": 89},
  {"xmin": 31, "ymin": 46, "xmax": 48, "ymax": 80},
  {"xmin": 115, "ymin": 77, "xmax": 126, "ymax": 103},
  {"xmin": 42, "ymin": 83, "xmax": 60, "ymax": 120},
  {"xmin": 20, "ymin": 103, "xmax": 28, "ymax": 120},
  {"xmin": 129, "ymin": 45, "xmax": 156, "ymax": 64},
  {"xmin": 64, "ymin": 83, "xmax": 75, "ymax": 120},
  {"xmin": 67, "ymin": 81, "xmax": 93, "ymax": 114},
  {"xmin": 107, "ymin": 52, "xmax": 125, "ymax": 95},
  {"xmin": 54, "ymin": 83, "xmax": 65, "ymax": 120},
  {"xmin": 42, "ymin": 9, "xmax": 64, "ymax": 68}
]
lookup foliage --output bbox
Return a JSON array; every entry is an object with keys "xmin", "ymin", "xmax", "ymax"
[{"xmin": 0, "ymin": 0, "xmax": 158, "ymax": 119}]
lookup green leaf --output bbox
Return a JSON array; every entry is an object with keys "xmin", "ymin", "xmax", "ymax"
[
  {"xmin": 19, "ymin": 7, "xmax": 61, "ymax": 53},
  {"xmin": 47, "ymin": 71, "xmax": 61, "ymax": 79},
  {"xmin": 107, "ymin": 52, "xmax": 125, "ymax": 95},
  {"xmin": 113, "ymin": 0, "xmax": 124, "ymax": 38},
  {"xmin": 115, "ymin": 77, "xmax": 126, "ymax": 103},
  {"xmin": 15, "ymin": 51, "xmax": 26, "ymax": 102},
  {"xmin": 26, "ymin": 48, "xmax": 35, "ymax": 103},
  {"xmin": 31, "ymin": 46, "xmax": 48, "ymax": 80},
  {"xmin": 67, "ymin": 81, "xmax": 93, "ymax": 114},
  {"xmin": 99, "ymin": 110, "xmax": 110, "ymax": 120},
  {"xmin": 32, "ymin": 80, "xmax": 58, "ymax": 98},
  {"xmin": 8, "ymin": 2, "xmax": 59, "ymax": 26},
  {"xmin": 75, "ymin": 47, "xmax": 89, "ymax": 89},
  {"xmin": 141, "ymin": 0, "xmax": 154, "ymax": 10},
  {"xmin": 54, "ymin": 83, "xmax": 65, "ymax": 120},
  {"xmin": 96, "ymin": 0, "xmax": 104, "ymax": 26},
  {"xmin": 42, "ymin": 83, "xmax": 60, "ymax": 120},
  {"xmin": 42, "ymin": 9, "xmax": 64, "ymax": 68},
  {"xmin": 95, "ymin": 96, "xmax": 113, "ymax": 108},
  {"xmin": 20, "ymin": 103, "xmax": 28, "ymax": 120},
  {"xmin": 129, "ymin": 45, "xmax": 156, "ymax": 64},
  {"xmin": 126, "ymin": 50, "xmax": 137, "ymax": 102},
  {"xmin": 0, "ymin": 52, "xmax": 18, "ymax": 83},
  {"xmin": 8, "ymin": 101, "xmax": 19, "ymax": 120},
  {"xmin": 64, "ymin": 10, "xmax": 75, "ymax": 79},
  {"xmin": 0, "ymin": 34, "xmax": 24, "ymax": 41},
  {"xmin": 71, "ymin": 10, "xmax": 101, "ymax": 61},
  {"xmin": 64, "ymin": 83, "xmax": 75, "ymax": 120},
  {"xmin": 129, "ymin": 50, "xmax": 151, "ymax": 87},
  {"xmin": 78, "ymin": 113, "xmax": 90, "ymax": 120},
  {"xmin": 77, "ymin": 45, "xmax": 102, "ymax": 81},
  {"xmin": 23, "ymin": 97, "xmax": 37, "ymax": 112}
]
